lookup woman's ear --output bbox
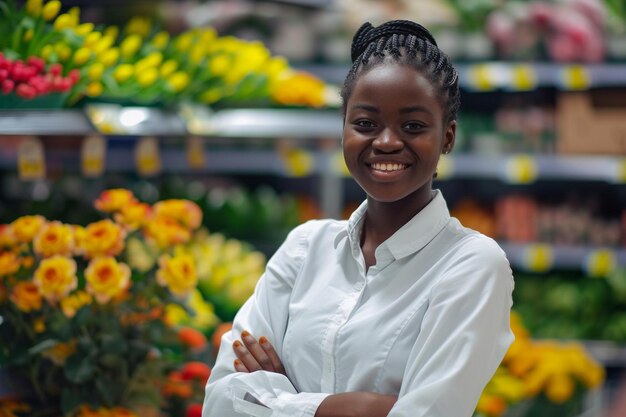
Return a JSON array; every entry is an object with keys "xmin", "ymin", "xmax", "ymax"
[{"xmin": 442, "ymin": 120, "xmax": 457, "ymax": 154}]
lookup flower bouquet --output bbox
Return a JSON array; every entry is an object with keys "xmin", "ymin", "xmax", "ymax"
[
  {"xmin": 474, "ymin": 312, "xmax": 605, "ymax": 417},
  {"xmin": 0, "ymin": 189, "xmax": 221, "ymax": 417}
]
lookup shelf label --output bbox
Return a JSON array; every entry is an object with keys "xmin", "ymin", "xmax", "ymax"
[
  {"xmin": 618, "ymin": 159, "xmax": 626, "ymax": 183},
  {"xmin": 436, "ymin": 154, "xmax": 454, "ymax": 180},
  {"xmin": 18, "ymin": 136, "xmax": 45, "ymax": 180},
  {"xmin": 585, "ymin": 249, "xmax": 616, "ymax": 278},
  {"xmin": 523, "ymin": 244, "xmax": 554, "ymax": 272},
  {"xmin": 468, "ymin": 64, "xmax": 496, "ymax": 91},
  {"xmin": 510, "ymin": 65, "xmax": 537, "ymax": 91},
  {"xmin": 186, "ymin": 136, "xmax": 205, "ymax": 169},
  {"xmin": 135, "ymin": 136, "xmax": 161, "ymax": 177},
  {"xmin": 278, "ymin": 146, "xmax": 314, "ymax": 177},
  {"xmin": 81, "ymin": 135, "xmax": 106, "ymax": 177},
  {"xmin": 504, "ymin": 155, "xmax": 538, "ymax": 184},
  {"xmin": 561, "ymin": 65, "xmax": 590, "ymax": 90}
]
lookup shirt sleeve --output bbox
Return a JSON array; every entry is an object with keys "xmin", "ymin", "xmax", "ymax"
[
  {"xmin": 202, "ymin": 221, "xmax": 330, "ymax": 417},
  {"xmin": 389, "ymin": 236, "xmax": 515, "ymax": 417}
]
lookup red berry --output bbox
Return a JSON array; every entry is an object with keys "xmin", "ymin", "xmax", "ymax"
[
  {"xmin": 51, "ymin": 76, "xmax": 64, "ymax": 91},
  {"xmin": 0, "ymin": 69, "xmax": 8, "ymax": 82},
  {"xmin": 1, "ymin": 79, "xmax": 14, "ymax": 94},
  {"xmin": 185, "ymin": 403, "xmax": 203, "ymax": 417},
  {"xmin": 68, "ymin": 69, "xmax": 80, "ymax": 83},
  {"xmin": 27, "ymin": 56, "xmax": 45, "ymax": 73},
  {"xmin": 59, "ymin": 78, "xmax": 72, "ymax": 92}
]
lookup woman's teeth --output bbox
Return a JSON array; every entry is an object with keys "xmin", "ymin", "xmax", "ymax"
[{"xmin": 371, "ymin": 163, "xmax": 408, "ymax": 172}]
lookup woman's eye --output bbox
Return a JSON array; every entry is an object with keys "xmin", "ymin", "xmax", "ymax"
[
  {"xmin": 403, "ymin": 122, "xmax": 424, "ymax": 131},
  {"xmin": 354, "ymin": 120, "xmax": 375, "ymax": 128}
]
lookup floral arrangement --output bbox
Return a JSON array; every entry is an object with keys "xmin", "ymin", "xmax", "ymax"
[
  {"xmin": 0, "ymin": 0, "xmax": 328, "ymax": 108},
  {"xmin": 475, "ymin": 312, "xmax": 605, "ymax": 417},
  {"xmin": 0, "ymin": 189, "xmax": 259, "ymax": 417}
]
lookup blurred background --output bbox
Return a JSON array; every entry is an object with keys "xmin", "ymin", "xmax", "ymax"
[{"xmin": 0, "ymin": 1, "xmax": 625, "ymax": 417}]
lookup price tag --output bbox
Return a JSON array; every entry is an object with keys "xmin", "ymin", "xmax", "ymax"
[
  {"xmin": 617, "ymin": 159, "xmax": 626, "ymax": 183},
  {"xmin": 561, "ymin": 65, "xmax": 590, "ymax": 90},
  {"xmin": 585, "ymin": 249, "xmax": 616, "ymax": 278},
  {"xmin": 18, "ymin": 136, "xmax": 45, "ymax": 180},
  {"xmin": 504, "ymin": 155, "xmax": 538, "ymax": 184},
  {"xmin": 331, "ymin": 150, "xmax": 350, "ymax": 177},
  {"xmin": 278, "ymin": 146, "xmax": 314, "ymax": 177},
  {"xmin": 468, "ymin": 64, "xmax": 495, "ymax": 91},
  {"xmin": 81, "ymin": 135, "xmax": 106, "ymax": 177},
  {"xmin": 186, "ymin": 136, "xmax": 205, "ymax": 169},
  {"xmin": 523, "ymin": 244, "xmax": 554, "ymax": 272},
  {"xmin": 510, "ymin": 65, "xmax": 537, "ymax": 91},
  {"xmin": 135, "ymin": 136, "xmax": 161, "ymax": 177},
  {"xmin": 436, "ymin": 154, "xmax": 454, "ymax": 180}
]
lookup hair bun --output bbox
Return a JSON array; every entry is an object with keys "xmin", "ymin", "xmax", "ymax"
[{"xmin": 350, "ymin": 20, "xmax": 438, "ymax": 62}]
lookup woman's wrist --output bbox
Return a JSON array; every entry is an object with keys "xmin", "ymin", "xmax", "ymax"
[{"xmin": 314, "ymin": 392, "xmax": 397, "ymax": 417}]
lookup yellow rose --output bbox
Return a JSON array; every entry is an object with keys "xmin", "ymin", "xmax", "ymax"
[
  {"xmin": 144, "ymin": 216, "xmax": 190, "ymax": 248},
  {"xmin": 0, "ymin": 251, "xmax": 21, "ymax": 277},
  {"xmin": 42, "ymin": 340, "xmax": 77, "ymax": 365},
  {"xmin": 10, "ymin": 281, "xmax": 43, "ymax": 312},
  {"xmin": 114, "ymin": 202, "xmax": 152, "ymax": 230},
  {"xmin": 33, "ymin": 255, "xmax": 78, "ymax": 303},
  {"xmin": 33, "ymin": 221, "xmax": 74, "ymax": 258},
  {"xmin": 0, "ymin": 224, "xmax": 15, "ymax": 248},
  {"xmin": 26, "ymin": 0, "xmax": 43, "ymax": 17},
  {"xmin": 72, "ymin": 225, "xmax": 87, "ymax": 256},
  {"xmin": 94, "ymin": 188, "xmax": 137, "ymax": 212},
  {"xmin": 120, "ymin": 35, "xmax": 142, "ymax": 58},
  {"xmin": 85, "ymin": 257, "xmax": 130, "ymax": 304},
  {"xmin": 60, "ymin": 290, "xmax": 93, "ymax": 318},
  {"xmin": 11, "ymin": 215, "xmax": 46, "ymax": 243},
  {"xmin": 113, "ymin": 64, "xmax": 134, "ymax": 83},
  {"xmin": 81, "ymin": 219, "xmax": 125, "ymax": 258},
  {"xmin": 157, "ymin": 254, "xmax": 197, "ymax": 298},
  {"xmin": 154, "ymin": 199, "xmax": 202, "ymax": 229},
  {"xmin": 42, "ymin": 1, "xmax": 61, "ymax": 21}
]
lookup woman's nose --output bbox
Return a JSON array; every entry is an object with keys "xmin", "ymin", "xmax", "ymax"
[{"xmin": 373, "ymin": 128, "xmax": 403, "ymax": 152}]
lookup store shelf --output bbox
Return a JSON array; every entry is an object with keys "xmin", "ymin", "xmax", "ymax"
[
  {"xmin": 299, "ymin": 62, "xmax": 626, "ymax": 91},
  {"xmin": 500, "ymin": 242, "xmax": 626, "ymax": 273},
  {"xmin": 0, "ymin": 110, "xmax": 94, "ymax": 135},
  {"xmin": 583, "ymin": 340, "xmax": 626, "ymax": 367}
]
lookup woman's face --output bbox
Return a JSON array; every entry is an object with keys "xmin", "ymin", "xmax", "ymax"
[{"xmin": 342, "ymin": 63, "xmax": 455, "ymax": 205}]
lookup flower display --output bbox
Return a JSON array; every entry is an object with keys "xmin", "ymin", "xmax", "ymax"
[
  {"xmin": 0, "ymin": 189, "xmax": 251, "ymax": 416},
  {"xmin": 474, "ymin": 312, "xmax": 605, "ymax": 417}
]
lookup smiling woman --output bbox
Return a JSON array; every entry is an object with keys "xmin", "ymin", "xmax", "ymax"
[{"xmin": 203, "ymin": 20, "xmax": 514, "ymax": 417}]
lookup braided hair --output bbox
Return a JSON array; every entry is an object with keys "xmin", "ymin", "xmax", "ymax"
[{"xmin": 341, "ymin": 20, "xmax": 460, "ymax": 125}]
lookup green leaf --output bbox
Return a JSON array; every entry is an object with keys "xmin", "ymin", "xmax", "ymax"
[
  {"xmin": 27, "ymin": 339, "xmax": 59, "ymax": 356},
  {"xmin": 61, "ymin": 387, "xmax": 83, "ymax": 416},
  {"xmin": 64, "ymin": 353, "xmax": 96, "ymax": 383},
  {"xmin": 99, "ymin": 333, "xmax": 128, "ymax": 355}
]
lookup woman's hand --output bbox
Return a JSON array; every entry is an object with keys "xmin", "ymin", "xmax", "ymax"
[{"xmin": 232, "ymin": 330, "xmax": 286, "ymax": 376}]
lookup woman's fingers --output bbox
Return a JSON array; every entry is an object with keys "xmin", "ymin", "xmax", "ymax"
[
  {"xmin": 232, "ymin": 331, "xmax": 275, "ymax": 373},
  {"xmin": 234, "ymin": 359, "xmax": 249, "ymax": 373},
  {"xmin": 259, "ymin": 336, "xmax": 286, "ymax": 375}
]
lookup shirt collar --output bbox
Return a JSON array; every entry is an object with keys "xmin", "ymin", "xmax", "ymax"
[{"xmin": 334, "ymin": 190, "xmax": 450, "ymax": 260}]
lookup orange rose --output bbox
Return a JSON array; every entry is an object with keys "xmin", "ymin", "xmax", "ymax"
[
  {"xmin": 81, "ymin": 220, "xmax": 125, "ymax": 258},
  {"xmin": 178, "ymin": 327, "xmax": 207, "ymax": 350},
  {"xmin": 84, "ymin": 257, "xmax": 131, "ymax": 304},
  {"xmin": 0, "ymin": 224, "xmax": 15, "ymax": 247},
  {"xmin": 33, "ymin": 221, "xmax": 75, "ymax": 257},
  {"xmin": 33, "ymin": 255, "xmax": 78, "ymax": 303},
  {"xmin": 156, "ymin": 254, "xmax": 197, "ymax": 297},
  {"xmin": 94, "ymin": 188, "xmax": 137, "ymax": 212},
  {"xmin": 153, "ymin": 199, "xmax": 202, "ymax": 229},
  {"xmin": 0, "ymin": 251, "xmax": 21, "ymax": 277},
  {"xmin": 60, "ymin": 290, "xmax": 93, "ymax": 318},
  {"xmin": 181, "ymin": 361, "xmax": 212, "ymax": 385},
  {"xmin": 11, "ymin": 215, "xmax": 46, "ymax": 243},
  {"xmin": 10, "ymin": 281, "xmax": 43, "ymax": 312},
  {"xmin": 114, "ymin": 202, "xmax": 152, "ymax": 230}
]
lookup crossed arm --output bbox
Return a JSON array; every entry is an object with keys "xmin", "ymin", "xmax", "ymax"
[{"xmin": 232, "ymin": 330, "xmax": 398, "ymax": 417}]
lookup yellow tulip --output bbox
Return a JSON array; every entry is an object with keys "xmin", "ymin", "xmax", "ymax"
[
  {"xmin": 74, "ymin": 23, "xmax": 94, "ymax": 37},
  {"xmin": 208, "ymin": 54, "xmax": 231, "ymax": 76},
  {"xmin": 159, "ymin": 59, "xmax": 178, "ymax": 77},
  {"xmin": 42, "ymin": 1, "xmax": 61, "ymax": 21},
  {"xmin": 73, "ymin": 47, "xmax": 92, "ymax": 66},
  {"xmin": 151, "ymin": 31, "xmax": 169, "ymax": 50},
  {"xmin": 92, "ymin": 36, "xmax": 114, "ymax": 55},
  {"xmin": 54, "ymin": 14, "xmax": 75, "ymax": 31},
  {"xmin": 137, "ymin": 68, "xmax": 158, "ymax": 87},
  {"xmin": 23, "ymin": 29, "xmax": 34, "ymax": 42},
  {"xmin": 99, "ymin": 48, "xmax": 119, "ymax": 67},
  {"xmin": 145, "ymin": 52, "xmax": 163, "ymax": 67},
  {"xmin": 26, "ymin": 0, "xmax": 43, "ymax": 17},
  {"xmin": 199, "ymin": 88, "xmax": 222, "ymax": 104},
  {"xmin": 41, "ymin": 44, "xmax": 54, "ymax": 60},
  {"xmin": 125, "ymin": 16, "xmax": 152, "ymax": 38},
  {"xmin": 120, "ymin": 35, "xmax": 142, "ymax": 58},
  {"xmin": 167, "ymin": 71, "xmax": 190, "ymax": 93},
  {"xmin": 113, "ymin": 64, "xmax": 134, "ymax": 83},
  {"xmin": 84, "ymin": 31, "xmax": 101, "ymax": 47},
  {"xmin": 86, "ymin": 81, "xmax": 103, "ymax": 97},
  {"xmin": 104, "ymin": 26, "xmax": 119, "ymax": 40},
  {"xmin": 68, "ymin": 6, "xmax": 80, "ymax": 22},
  {"xmin": 174, "ymin": 32, "xmax": 194, "ymax": 52},
  {"xmin": 190, "ymin": 44, "xmax": 206, "ymax": 64},
  {"xmin": 88, "ymin": 62, "xmax": 104, "ymax": 80}
]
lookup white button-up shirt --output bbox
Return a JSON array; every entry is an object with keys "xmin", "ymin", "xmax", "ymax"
[{"xmin": 203, "ymin": 191, "xmax": 514, "ymax": 417}]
